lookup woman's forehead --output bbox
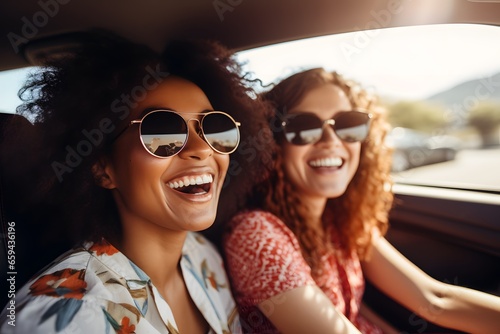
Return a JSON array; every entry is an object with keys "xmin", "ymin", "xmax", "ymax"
[
  {"xmin": 128, "ymin": 76, "xmax": 213, "ymax": 119},
  {"xmin": 292, "ymin": 84, "xmax": 351, "ymax": 113}
]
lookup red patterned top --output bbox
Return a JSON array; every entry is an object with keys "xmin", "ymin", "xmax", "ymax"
[{"xmin": 223, "ymin": 210, "xmax": 382, "ymax": 334}]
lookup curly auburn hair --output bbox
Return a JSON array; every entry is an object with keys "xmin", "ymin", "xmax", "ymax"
[
  {"xmin": 253, "ymin": 68, "xmax": 394, "ymax": 276},
  {"xmin": 6, "ymin": 32, "xmax": 272, "ymax": 247}
]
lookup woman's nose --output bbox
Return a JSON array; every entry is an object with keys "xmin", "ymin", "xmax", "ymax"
[
  {"xmin": 177, "ymin": 119, "xmax": 213, "ymax": 160},
  {"xmin": 317, "ymin": 123, "xmax": 342, "ymax": 146}
]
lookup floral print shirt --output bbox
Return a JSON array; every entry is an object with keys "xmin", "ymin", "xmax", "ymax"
[
  {"xmin": 224, "ymin": 210, "xmax": 381, "ymax": 334},
  {"xmin": 1, "ymin": 233, "xmax": 241, "ymax": 334}
]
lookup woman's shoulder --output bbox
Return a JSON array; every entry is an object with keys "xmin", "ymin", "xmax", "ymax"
[
  {"xmin": 14, "ymin": 241, "xmax": 129, "ymax": 299},
  {"xmin": 12, "ymin": 239, "xmax": 150, "ymax": 306},
  {"xmin": 224, "ymin": 209, "xmax": 301, "ymax": 251},
  {"xmin": 0, "ymin": 244, "xmax": 127, "ymax": 333},
  {"xmin": 26, "ymin": 245, "xmax": 95, "ymax": 285},
  {"xmin": 228, "ymin": 209, "xmax": 289, "ymax": 232}
]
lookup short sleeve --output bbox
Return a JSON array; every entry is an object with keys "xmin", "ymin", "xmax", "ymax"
[
  {"xmin": 1, "ymin": 292, "xmax": 123, "ymax": 334},
  {"xmin": 223, "ymin": 210, "xmax": 315, "ymax": 306}
]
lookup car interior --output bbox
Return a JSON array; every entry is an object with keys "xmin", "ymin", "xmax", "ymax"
[{"xmin": 1, "ymin": 1, "xmax": 500, "ymax": 332}]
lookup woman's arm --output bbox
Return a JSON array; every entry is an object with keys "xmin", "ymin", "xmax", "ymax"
[
  {"xmin": 362, "ymin": 236, "xmax": 500, "ymax": 334},
  {"xmin": 258, "ymin": 285, "xmax": 362, "ymax": 334}
]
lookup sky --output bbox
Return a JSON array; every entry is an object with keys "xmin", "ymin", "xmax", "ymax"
[
  {"xmin": 236, "ymin": 23, "xmax": 500, "ymax": 100},
  {"xmin": 2, "ymin": 23, "xmax": 500, "ymax": 113}
]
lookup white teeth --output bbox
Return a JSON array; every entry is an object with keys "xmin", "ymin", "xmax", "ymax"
[
  {"xmin": 309, "ymin": 157, "xmax": 342, "ymax": 167},
  {"xmin": 168, "ymin": 174, "xmax": 213, "ymax": 189}
]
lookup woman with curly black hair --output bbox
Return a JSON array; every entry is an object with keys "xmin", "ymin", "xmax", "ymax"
[
  {"xmin": 223, "ymin": 68, "xmax": 500, "ymax": 334},
  {"xmin": 0, "ymin": 33, "xmax": 272, "ymax": 334}
]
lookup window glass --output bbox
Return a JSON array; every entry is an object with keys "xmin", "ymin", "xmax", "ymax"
[
  {"xmin": 236, "ymin": 24, "xmax": 500, "ymax": 191},
  {"xmin": 0, "ymin": 67, "xmax": 33, "ymax": 114},
  {"xmin": 2, "ymin": 25, "xmax": 499, "ymax": 191}
]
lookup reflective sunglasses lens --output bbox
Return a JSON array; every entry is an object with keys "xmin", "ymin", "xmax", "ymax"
[
  {"xmin": 140, "ymin": 112, "xmax": 187, "ymax": 157},
  {"xmin": 284, "ymin": 114, "xmax": 323, "ymax": 145},
  {"xmin": 334, "ymin": 112, "xmax": 370, "ymax": 142},
  {"xmin": 202, "ymin": 113, "xmax": 240, "ymax": 153}
]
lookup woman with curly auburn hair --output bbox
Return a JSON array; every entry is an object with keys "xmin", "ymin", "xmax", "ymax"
[
  {"xmin": 0, "ymin": 33, "xmax": 272, "ymax": 334},
  {"xmin": 223, "ymin": 68, "xmax": 500, "ymax": 334}
]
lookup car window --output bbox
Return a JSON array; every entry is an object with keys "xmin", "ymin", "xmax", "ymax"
[
  {"xmin": 1, "ymin": 24, "xmax": 499, "ymax": 192},
  {"xmin": 0, "ymin": 67, "xmax": 34, "ymax": 116},
  {"xmin": 236, "ymin": 23, "xmax": 500, "ymax": 192}
]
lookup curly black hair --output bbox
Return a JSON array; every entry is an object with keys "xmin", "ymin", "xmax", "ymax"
[{"xmin": 3, "ymin": 32, "xmax": 273, "ymax": 251}]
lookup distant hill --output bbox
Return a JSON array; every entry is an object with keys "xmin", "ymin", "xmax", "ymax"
[{"xmin": 426, "ymin": 72, "xmax": 500, "ymax": 108}]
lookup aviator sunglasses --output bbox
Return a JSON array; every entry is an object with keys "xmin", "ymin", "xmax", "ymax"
[
  {"xmin": 281, "ymin": 110, "xmax": 372, "ymax": 145},
  {"xmin": 123, "ymin": 110, "xmax": 241, "ymax": 158}
]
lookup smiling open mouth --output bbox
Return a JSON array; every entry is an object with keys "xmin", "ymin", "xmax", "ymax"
[
  {"xmin": 308, "ymin": 157, "xmax": 343, "ymax": 168},
  {"xmin": 168, "ymin": 174, "xmax": 213, "ymax": 195}
]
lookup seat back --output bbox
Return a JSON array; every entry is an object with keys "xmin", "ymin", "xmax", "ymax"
[{"xmin": 0, "ymin": 112, "xmax": 71, "ymax": 307}]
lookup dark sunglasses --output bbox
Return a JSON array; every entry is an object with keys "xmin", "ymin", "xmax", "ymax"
[
  {"xmin": 281, "ymin": 110, "xmax": 372, "ymax": 145},
  {"xmin": 126, "ymin": 110, "xmax": 241, "ymax": 158}
]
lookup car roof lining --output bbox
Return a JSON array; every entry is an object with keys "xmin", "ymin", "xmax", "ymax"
[{"xmin": 1, "ymin": 0, "xmax": 500, "ymax": 71}]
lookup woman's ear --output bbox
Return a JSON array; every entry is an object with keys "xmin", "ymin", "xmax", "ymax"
[{"xmin": 92, "ymin": 157, "xmax": 116, "ymax": 189}]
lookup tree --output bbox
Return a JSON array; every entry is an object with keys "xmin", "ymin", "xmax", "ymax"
[
  {"xmin": 468, "ymin": 102, "xmax": 500, "ymax": 148},
  {"xmin": 386, "ymin": 100, "xmax": 448, "ymax": 134}
]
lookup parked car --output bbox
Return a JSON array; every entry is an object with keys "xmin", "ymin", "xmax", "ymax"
[
  {"xmin": 1, "ymin": 1, "xmax": 499, "ymax": 333},
  {"xmin": 387, "ymin": 127, "xmax": 461, "ymax": 172}
]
